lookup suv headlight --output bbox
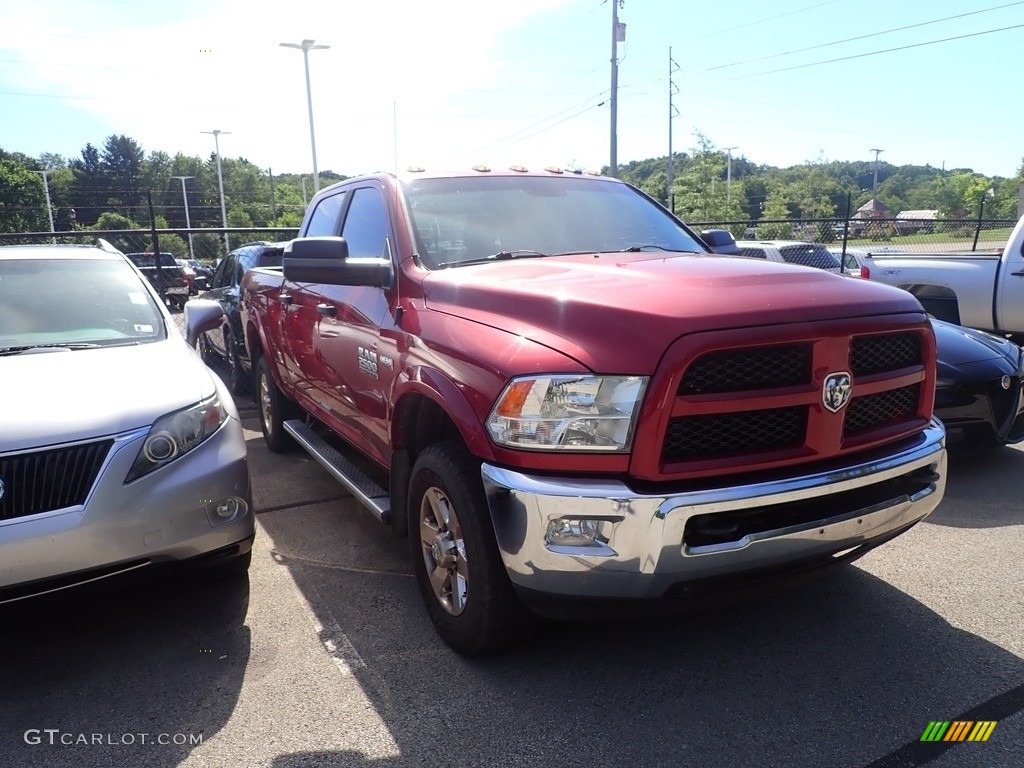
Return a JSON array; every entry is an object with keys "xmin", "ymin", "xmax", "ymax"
[
  {"xmin": 126, "ymin": 395, "xmax": 228, "ymax": 481},
  {"xmin": 486, "ymin": 375, "xmax": 648, "ymax": 451}
]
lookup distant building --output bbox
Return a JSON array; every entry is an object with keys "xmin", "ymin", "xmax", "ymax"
[
  {"xmin": 853, "ymin": 198, "xmax": 893, "ymax": 220},
  {"xmin": 895, "ymin": 209, "xmax": 939, "ymax": 234}
]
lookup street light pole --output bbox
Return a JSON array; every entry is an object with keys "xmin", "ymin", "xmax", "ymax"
[
  {"xmin": 280, "ymin": 39, "xmax": 330, "ymax": 193},
  {"xmin": 33, "ymin": 170, "xmax": 56, "ymax": 243},
  {"xmin": 170, "ymin": 175, "xmax": 195, "ymax": 261},
  {"xmin": 201, "ymin": 130, "xmax": 232, "ymax": 255},
  {"xmin": 723, "ymin": 147, "xmax": 738, "ymax": 205}
]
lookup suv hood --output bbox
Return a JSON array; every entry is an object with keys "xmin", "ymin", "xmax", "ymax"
[
  {"xmin": 422, "ymin": 252, "xmax": 925, "ymax": 372},
  {"xmin": 1, "ymin": 339, "xmax": 218, "ymax": 451}
]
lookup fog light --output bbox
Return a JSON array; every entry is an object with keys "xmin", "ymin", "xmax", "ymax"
[
  {"xmin": 1001, "ymin": 375, "xmax": 1012, "ymax": 390},
  {"xmin": 545, "ymin": 518, "xmax": 606, "ymax": 548},
  {"xmin": 205, "ymin": 496, "xmax": 248, "ymax": 526},
  {"xmin": 215, "ymin": 498, "xmax": 240, "ymax": 518}
]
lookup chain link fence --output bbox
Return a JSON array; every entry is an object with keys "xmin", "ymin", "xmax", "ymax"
[
  {"xmin": 688, "ymin": 217, "xmax": 1017, "ymax": 255},
  {"xmin": 1, "ymin": 218, "xmax": 1018, "ymax": 335}
]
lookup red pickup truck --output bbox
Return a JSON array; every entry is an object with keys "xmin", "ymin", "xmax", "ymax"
[{"xmin": 241, "ymin": 168, "xmax": 948, "ymax": 654}]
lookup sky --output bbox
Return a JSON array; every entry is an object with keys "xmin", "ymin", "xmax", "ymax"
[{"xmin": 1, "ymin": 0, "xmax": 1022, "ymax": 181}]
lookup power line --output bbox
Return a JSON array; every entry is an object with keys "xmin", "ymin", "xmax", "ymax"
[
  {"xmin": 437, "ymin": 91, "xmax": 610, "ymax": 166},
  {"xmin": 685, "ymin": 0, "xmax": 843, "ymax": 43},
  {"xmin": 703, "ymin": 1, "xmax": 1024, "ymax": 72},
  {"xmin": 721, "ymin": 22, "xmax": 1024, "ymax": 80}
]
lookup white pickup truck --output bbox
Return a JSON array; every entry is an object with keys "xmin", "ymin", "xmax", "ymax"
[{"xmin": 860, "ymin": 214, "xmax": 1024, "ymax": 338}]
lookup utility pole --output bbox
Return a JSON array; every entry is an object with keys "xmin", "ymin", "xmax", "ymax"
[
  {"xmin": 723, "ymin": 147, "xmax": 738, "ymax": 205},
  {"xmin": 170, "ymin": 175, "xmax": 195, "ymax": 261},
  {"xmin": 268, "ymin": 167, "xmax": 277, "ymax": 222},
  {"xmin": 667, "ymin": 48, "xmax": 679, "ymax": 212},
  {"xmin": 33, "ymin": 170, "xmax": 56, "ymax": 243},
  {"xmin": 201, "ymin": 129, "xmax": 232, "ymax": 255},
  {"xmin": 301, "ymin": 176, "xmax": 308, "ymax": 207},
  {"xmin": 610, "ymin": 0, "xmax": 624, "ymax": 177},
  {"xmin": 870, "ymin": 148, "xmax": 884, "ymax": 197}
]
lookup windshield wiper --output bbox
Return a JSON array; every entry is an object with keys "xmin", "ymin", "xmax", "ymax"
[
  {"xmin": 438, "ymin": 250, "xmax": 550, "ymax": 268},
  {"xmin": 0, "ymin": 342, "xmax": 103, "ymax": 357},
  {"xmin": 621, "ymin": 244, "xmax": 680, "ymax": 252}
]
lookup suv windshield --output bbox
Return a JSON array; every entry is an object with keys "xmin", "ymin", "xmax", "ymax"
[
  {"xmin": 128, "ymin": 252, "xmax": 179, "ymax": 269},
  {"xmin": 402, "ymin": 175, "xmax": 706, "ymax": 269},
  {"xmin": 778, "ymin": 244, "xmax": 841, "ymax": 271},
  {"xmin": 0, "ymin": 258, "xmax": 166, "ymax": 350}
]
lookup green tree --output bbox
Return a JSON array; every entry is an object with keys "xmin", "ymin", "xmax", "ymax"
[
  {"xmin": 101, "ymin": 134, "xmax": 146, "ymax": 215},
  {"xmin": 0, "ymin": 159, "xmax": 47, "ymax": 232},
  {"xmin": 757, "ymin": 186, "xmax": 794, "ymax": 239}
]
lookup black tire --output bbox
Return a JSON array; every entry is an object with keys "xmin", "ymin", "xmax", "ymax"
[
  {"xmin": 224, "ymin": 329, "xmax": 250, "ymax": 397},
  {"xmin": 255, "ymin": 356, "xmax": 299, "ymax": 453},
  {"xmin": 408, "ymin": 441, "xmax": 534, "ymax": 655}
]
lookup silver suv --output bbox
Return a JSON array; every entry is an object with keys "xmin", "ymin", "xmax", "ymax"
[{"xmin": 734, "ymin": 240, "xmax": 843, "ymax": 273}]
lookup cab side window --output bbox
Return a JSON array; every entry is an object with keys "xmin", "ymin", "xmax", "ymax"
[
  {"xmin": 305, "ymin": 192, "xmax": 347, "ymax": 237},
  {"xmin": 341, "ymin": 187, "xmax": 391, "ymax": 259},
  {"xmin": 212, "ymin": 254, "xmax": 235, "ymax": 289}
]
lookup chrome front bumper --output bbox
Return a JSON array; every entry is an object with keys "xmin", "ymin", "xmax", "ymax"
[{"xmin": 481, "ymin": 420, "xmax": 947, "ymax": 600}]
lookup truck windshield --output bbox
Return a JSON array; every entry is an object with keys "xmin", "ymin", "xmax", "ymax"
[{"xmin": 402, "ymin": 175, "xmax": 706, "ymax": 269}]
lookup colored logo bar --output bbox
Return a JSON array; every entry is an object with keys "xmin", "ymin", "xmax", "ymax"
[{"xmin": 920, "ymin": 721, "xmax": 997, "ymax": 742}]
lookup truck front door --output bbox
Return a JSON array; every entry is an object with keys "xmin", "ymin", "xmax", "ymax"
[
  {"xmin": 996, "ymin": 238, "xmax": 1024, "ymax": 333},
  {"xmin": 309, "ymin": 184, "xmax": 397, "ymax": 467}
]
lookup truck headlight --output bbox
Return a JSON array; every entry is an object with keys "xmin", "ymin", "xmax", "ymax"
[
  {"xmin": 126, "ymin": 395, "xmax": 228, "ymax": 481},
  {"xmin": 486, "ymin": 375, "xmax": 647, "ymax": 451}
]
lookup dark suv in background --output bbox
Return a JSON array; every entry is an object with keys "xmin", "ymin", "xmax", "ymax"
[
  {"xmin": 196, "ymin": 241, "xmax": 286, "ymax": 395},
  {"xmin": 125, "ymin": 252, "xmax": 191, "ymax": 308}
]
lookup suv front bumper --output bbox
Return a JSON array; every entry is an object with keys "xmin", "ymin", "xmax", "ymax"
[{"xmin": 481, "ymin": 420, "xmax": 946, "ymax": 600}]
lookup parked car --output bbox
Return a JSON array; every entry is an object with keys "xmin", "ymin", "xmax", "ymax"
[
  {"xmin": 177, "ymin": 258, "xmax": 210, "ymax": 294},
  {"xmin": 124, "ymin": 251, "xmax": 191, "ymax": 308},
  {"xmin": 931, "ymin": 318, "xmax": 1024, "ymax": 448},
  {"xmin": 0, "ymin": 241, "xmax": 255, "ymax": 605},
  {"xmin": 859, "ymin": 213, "xmax": 1024, "ymax": 336},
  {"xmin": 196, "ymin": 241, "xmax": 286, "ymax": 395},
  {"xmin": 187, "ymin": 258, "xmax": 215, "ymax": 281},
  {"xmin": 735, "ymin": 240, "xmax": 844, "ymax": 273}
]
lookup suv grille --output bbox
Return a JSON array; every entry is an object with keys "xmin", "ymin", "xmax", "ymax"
[
  {"xmin": 851, "ymin": 333, "xmax": 921, "ymax": 375},
  {"xmin": 663, "ymin": 407, "xmax": 806, "ymax": 460},
  {"xmin": 678, "ymin": 344, "xmax": 811, "ymax": 395},
  {"xmin": 0, "ymin": 440, "xmax": 112, "ymax": 520}
]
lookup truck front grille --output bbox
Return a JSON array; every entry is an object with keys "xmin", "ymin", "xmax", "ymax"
[
  {"xmin": 0, "ymin": 440, "xmax": 112, "ymax": 520},
  {"xmin": 663, "ymin": 407, "xmax": 806, "ymax": 460},
  {"xmin": 653, "ymin": 325, "xmax": 932, "ymax": 479},
  {"xmin": 851, "ymin": 332, "xmax": 921, "ymax": 375},
  {"xmin": 677, "ymin": 344, "xmax": 811, "ymax": 395},
  {"xmin": 844, "ymin": 385, "xmax": 920, "ymax": 436}
]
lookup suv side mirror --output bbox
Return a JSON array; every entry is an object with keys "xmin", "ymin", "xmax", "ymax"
[{"xmin": 700, "ymin": 229, "xmax": 741, "ymax": 255}]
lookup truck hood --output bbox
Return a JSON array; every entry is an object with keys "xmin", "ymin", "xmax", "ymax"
[
  {"xmin": 422, "ymin": 252, "xmax": 925, "ymax": 372},
  {"xmin": 1, "ymin": 339, "xmax": 218, "ymax": 451}
]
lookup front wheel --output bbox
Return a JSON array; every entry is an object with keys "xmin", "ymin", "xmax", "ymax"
[
  {"xmin": 408, "ymin": 441, "xmax": 533, "ymax": 655},
  {"xmin": 255, "ymin": 356, "xmax": 299, "ymax": 453}
]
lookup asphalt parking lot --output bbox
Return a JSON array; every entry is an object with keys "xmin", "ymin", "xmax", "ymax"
[{"xmin": 1, "ymin": 400, "xmax": 1021, "ymax": 768}]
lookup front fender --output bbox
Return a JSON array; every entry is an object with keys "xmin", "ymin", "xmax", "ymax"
[{"xmin": 391, "ymin": 368, "xmax": 497, "ymax": 461}]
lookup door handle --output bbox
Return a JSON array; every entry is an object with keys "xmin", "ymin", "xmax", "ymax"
[
  {"xmin": 316, "ymin": 303, "xmax": 336, "ymax": 317},
  {"xmin": 1010, "ymin": 270, "xmax": 1024, "ymax": 277},
  {"xmin": 279, "ymin": 293, "xmax": 293, "ymax": 306}
]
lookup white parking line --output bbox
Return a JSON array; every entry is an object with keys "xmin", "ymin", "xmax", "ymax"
[{"xmin": 277, "ymin": 553, "xmax": 367, "ymax": 676}]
